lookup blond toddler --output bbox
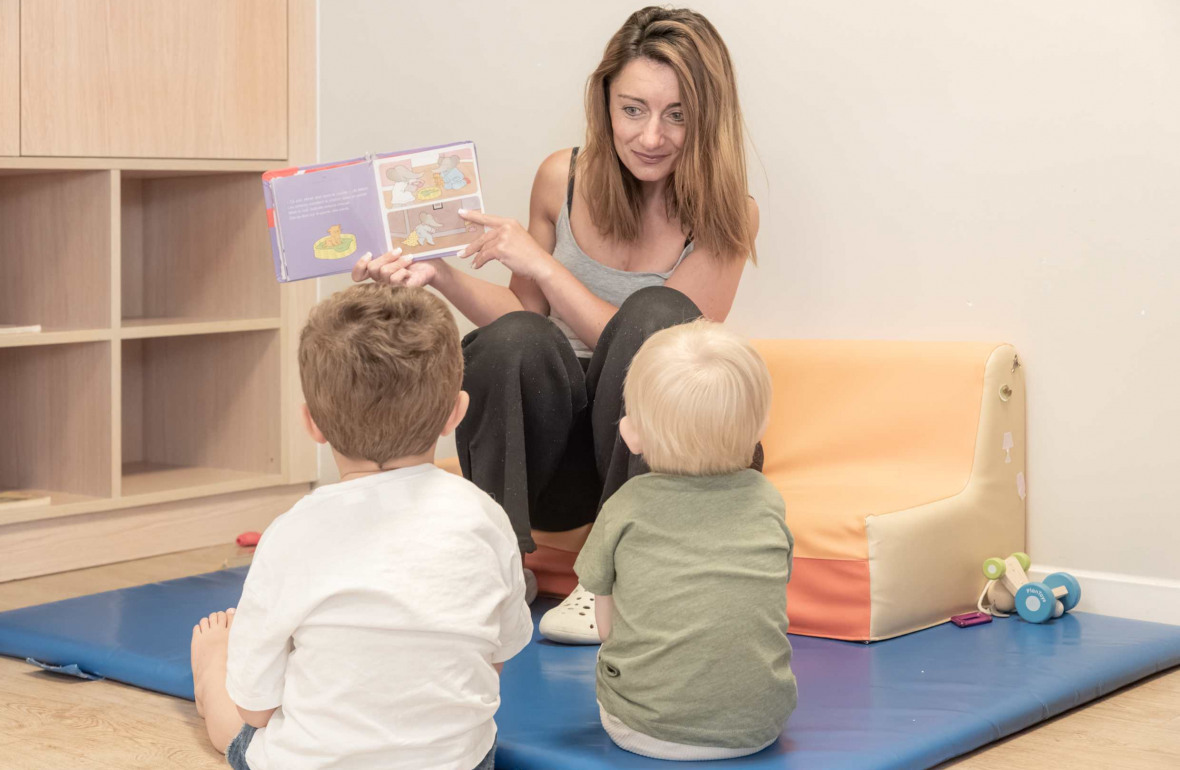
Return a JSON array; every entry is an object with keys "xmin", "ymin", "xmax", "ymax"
[{"xmin": 574, "ymin": 319, "xmax": 797, "ymax": 760}]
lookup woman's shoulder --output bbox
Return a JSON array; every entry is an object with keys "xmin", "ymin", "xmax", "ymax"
[
  {"xmin": 531, "ymin": 147, "xmax": 578, "ymax": 221},
  {"xmin": 535, "ymin": 147, "xmax": 576, "ymax": 190}
]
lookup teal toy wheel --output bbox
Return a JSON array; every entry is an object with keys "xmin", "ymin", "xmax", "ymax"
[
  {"xmin": 1015, "ymin": 582, "xmax": 1055, "ymax": 623},
  {"xmin": 983, "ymin": 557, "xmax": 1006, "ymax": 580},
  {"xmin": 1044, "ymin": 572, "xmax": 1081, "ymax": 613}
]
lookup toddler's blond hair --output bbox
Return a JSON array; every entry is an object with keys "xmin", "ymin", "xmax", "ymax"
[{"xmin": 623, "ymin": 320, "xmax": 772, "ymax": 475}]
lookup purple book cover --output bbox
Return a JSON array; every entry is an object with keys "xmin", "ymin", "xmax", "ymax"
[{"xmin": 263, "ymin": 141, "xmax": 486, "ymax": 282}]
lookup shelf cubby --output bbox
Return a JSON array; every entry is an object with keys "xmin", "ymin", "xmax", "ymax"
[
  {"xmin": 120, "ymin": 171, "xmax": 279, "ymax": 327},
  {"xmin": 121, "ymin": 330, "xmax": 283, "ymax": 498},
  {"xmin": 0, "ymin": 342, "xmax": 113, "ymax": 520},
  {"xmin": 0, "ymin": 1, "xmax": 318, "ymax": 582},
  {"xmin": 0, "ymin": 171, "xmax": 112, "ymax": 333}
]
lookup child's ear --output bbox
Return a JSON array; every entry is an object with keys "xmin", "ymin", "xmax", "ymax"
[
  {"xmin": 619, "ymin": 414, "xmax": 643, "ymax": 456},
  {"xmin": 441, "ymin": 390, "xmax": 470, "ymax": 437},
  {"xmin": 300, "ymin": 403, "xmax": 328, "ymax": 444}
]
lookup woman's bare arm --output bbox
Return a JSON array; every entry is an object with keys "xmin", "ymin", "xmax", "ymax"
[
  {"xmin": 427, "ymin": 261, "xmax": 524, "ymax": 328},
  {"xmin": 662, "ymin": 198, "xmax": 758, "ymax": 322},
  {"xmin": 540, "ymin": 198, "xmax": 758, "ymax": 346},
  {"xmin": 532, "ymin": 263, "xmax": 620, "ymax": 348},
  {"xmin": 432, "ymin": 152, "xmax": 569, "ymax": 324},
  {"xmin": 355, "ymin": 151, "xmax": 570, "ymax": 327},
  {"xmin": 508, "ymin": 150, "xmax": 569, "ymax": 316}
]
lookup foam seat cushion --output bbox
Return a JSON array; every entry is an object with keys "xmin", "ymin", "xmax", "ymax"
[
  {"xmin": 754, "ymin": 340, "xmax": 1025, "ymax": 640},
  {"xmin": 446, "ymin": 339, "xmax": 1026, "ymax": 641}
]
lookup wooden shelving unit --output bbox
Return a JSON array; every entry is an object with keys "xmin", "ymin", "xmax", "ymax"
[{"xmin": 0, "ymin": 0, "xmax": 318, "ymax": 581}]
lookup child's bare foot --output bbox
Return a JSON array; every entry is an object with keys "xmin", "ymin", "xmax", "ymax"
[{"xmin": 191, "ymin": 609, "xmax": 236, "ymax": 718}]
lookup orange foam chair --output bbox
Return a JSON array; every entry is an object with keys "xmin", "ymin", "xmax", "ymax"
[
  {"xmin": 753, "ymin": 341, "xmax": 1025, "ymax": 640},
  {"xmin": 440, "ymin": 340, "xmax": 1026, "ymax": 641}
]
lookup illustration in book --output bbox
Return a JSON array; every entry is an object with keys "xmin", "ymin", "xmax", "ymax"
[
  {"xmin": 313, "ymin": 225, "xmax": 358, "ymax": 260},
  {"xmin": 263, "ymin": 141, "xmax": 486, "ymax": 282}
]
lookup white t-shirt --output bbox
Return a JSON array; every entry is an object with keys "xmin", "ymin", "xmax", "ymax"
[{"xmin": 225, "ymin": 464, "xmax": 533, "ymax": 770}]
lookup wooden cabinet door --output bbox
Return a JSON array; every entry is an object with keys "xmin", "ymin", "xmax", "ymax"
[
  {"xmin": 21, "ymin": 0, "xmax": 288, "ymax": 159},
  {"xmin": 0, "ymin": 0, "xmax": 17, "ymax": 155}
]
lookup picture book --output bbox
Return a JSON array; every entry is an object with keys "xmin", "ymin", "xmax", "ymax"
[{"xmin": 263, "ymin": 141, "xmax": 486, "ymax": 282}]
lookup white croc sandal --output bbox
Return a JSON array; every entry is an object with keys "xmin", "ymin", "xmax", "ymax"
[
  {"xmin": 523, "ymin": 567, "xmax": 538, "ymax": 605},
  {"xmin": 538, "ymin": 584, "xmax": 602, "ymax": 645}
]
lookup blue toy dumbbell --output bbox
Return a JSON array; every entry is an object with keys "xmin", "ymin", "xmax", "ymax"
[{"xmin": 1013, "ymin": 571, "xmax": 1082, "ymax": 623}]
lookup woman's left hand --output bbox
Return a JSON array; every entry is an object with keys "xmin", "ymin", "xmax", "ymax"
[{"xmin": 457, "ymin": 209, "xmax": 555, "ymax": 282}]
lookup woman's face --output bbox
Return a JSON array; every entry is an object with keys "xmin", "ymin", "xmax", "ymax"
[{"xmin": 609, "ymin": 57, "xmax": 685, "ymax": 183}]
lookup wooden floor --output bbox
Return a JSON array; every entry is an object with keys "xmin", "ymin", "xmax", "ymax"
[
  {"xmin": 0, "ymin": 546, "xmax": 1177, "ymax": 769},
  {"xmin": 0, "ymin": 545, "xmax": 246, "ymax": 769}
]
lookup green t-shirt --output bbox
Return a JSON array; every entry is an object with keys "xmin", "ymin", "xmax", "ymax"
[{"xmin": 574, "ymin": 469, "xmax": 797, "ymax": 749}]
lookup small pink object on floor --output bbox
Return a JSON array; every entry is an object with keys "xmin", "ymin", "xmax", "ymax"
[
  {"xmin": 950, "ymin": 611, "xmax": 992, "ymax": 628},
  {"xmin": 235, "ymin": 531, "xmax": 261, "ymax": 548}
]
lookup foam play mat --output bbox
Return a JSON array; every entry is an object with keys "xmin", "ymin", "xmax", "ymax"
[{"xmin": 1, "ymin": 570, "xmax": 1179, "ymax": 768}]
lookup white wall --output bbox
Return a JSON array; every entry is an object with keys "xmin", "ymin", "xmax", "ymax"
[{"xmin": 318, "ymin": 1, "xmax": 1180, "ymax": 617}]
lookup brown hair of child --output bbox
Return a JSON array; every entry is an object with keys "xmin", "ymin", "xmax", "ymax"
[{"xmin": 298, "ymin": 284, "xmax": 462, "ymax": 463}]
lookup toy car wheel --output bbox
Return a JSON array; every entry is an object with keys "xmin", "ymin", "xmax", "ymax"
[
  {"xmin": 1015, "ymin": 582, "xmax": 1055, "ymax": 623},
  {"xmin": 1011, "ymin": 552, "xmax": 1032, "ymax": 572},
  {"xmin": 1044, "ymin": 572, "xmax": 1082, "ymax": 613},
  {"xmin": 983, "ymin": 557, "xmax": 1006, "ymax": 580}
]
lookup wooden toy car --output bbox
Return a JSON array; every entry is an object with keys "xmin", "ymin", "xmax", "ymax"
[{"xmin": 979, "ymin": 552, "xmax": 1081, "ymax": 623}]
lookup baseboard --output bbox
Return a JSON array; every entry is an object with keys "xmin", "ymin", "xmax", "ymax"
[
  {"xmin": 1029, "ymin": 565, "xmax": 1180, "ymax": 626},
  {"xmin": 0, "ymin": 484, "xmax": 309, "ymax": 582}
]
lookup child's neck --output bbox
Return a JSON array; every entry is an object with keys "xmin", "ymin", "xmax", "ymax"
[{"xmin": 334, "ymin": 448, "xmax": 435, "ymax": 482}]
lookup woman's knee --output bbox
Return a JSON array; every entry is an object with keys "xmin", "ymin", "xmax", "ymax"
[
  {"xmin": 614, "ymin": 286, "xmax": 702, "ymax": 337},
  {"xmin": 464, "ymin": 311, "xmax": 557, "ymax": 352},
  {"xmin": 462, "ymin": 311, "xmax": 571, "ymax": 380}
]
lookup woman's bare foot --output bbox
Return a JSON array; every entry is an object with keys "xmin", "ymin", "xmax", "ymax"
[{"xmin": 191, "ymin": 608, "xmax": 243, "ymax": 752}]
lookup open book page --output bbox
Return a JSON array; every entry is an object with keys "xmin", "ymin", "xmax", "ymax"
[
  {"xmin": 373, "ymin": 141, "xmax": 487, "ymax": 262},
  {"xmin": 269, "ymin": 160, "xmax": 387, "ymax": 281}
]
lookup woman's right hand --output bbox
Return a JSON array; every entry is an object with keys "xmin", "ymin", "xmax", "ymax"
[{"xmin": 351, "ymin": 250, "xmax": 441, "ymax": 288}]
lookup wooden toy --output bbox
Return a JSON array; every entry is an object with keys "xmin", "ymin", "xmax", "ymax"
[{"xmin": 977, "ymin": 552, "xmax": 1081, "ymax": 623}]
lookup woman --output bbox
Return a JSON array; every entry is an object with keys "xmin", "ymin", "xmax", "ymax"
[{"xmin": 354, "ymin": 6, "xmax": 759, "ymax": 641}]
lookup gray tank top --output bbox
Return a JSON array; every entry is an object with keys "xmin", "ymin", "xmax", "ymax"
[{"xmin": 549, "ymin": 148, "xmax": 694, "ymax": 357}]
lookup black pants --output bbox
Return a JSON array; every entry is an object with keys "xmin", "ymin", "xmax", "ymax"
[{"xmin": 456, "ymin": 286, "xmax": 702, "ymax": 552}]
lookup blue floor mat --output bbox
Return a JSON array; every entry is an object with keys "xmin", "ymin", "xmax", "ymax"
[{"xmin": 1, "ymin": 568, "xmax": 1178, "ymax": 769}]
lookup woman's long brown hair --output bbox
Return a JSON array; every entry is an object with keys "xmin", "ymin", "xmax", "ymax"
[{"xmin": 580, "ymin": 6, "xmax": 755, "ymax": 263}]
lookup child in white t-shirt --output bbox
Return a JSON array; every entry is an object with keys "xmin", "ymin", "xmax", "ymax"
[{"xmin": 190, "ymin": 284, "xmax": 533, "ymax": 770}]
